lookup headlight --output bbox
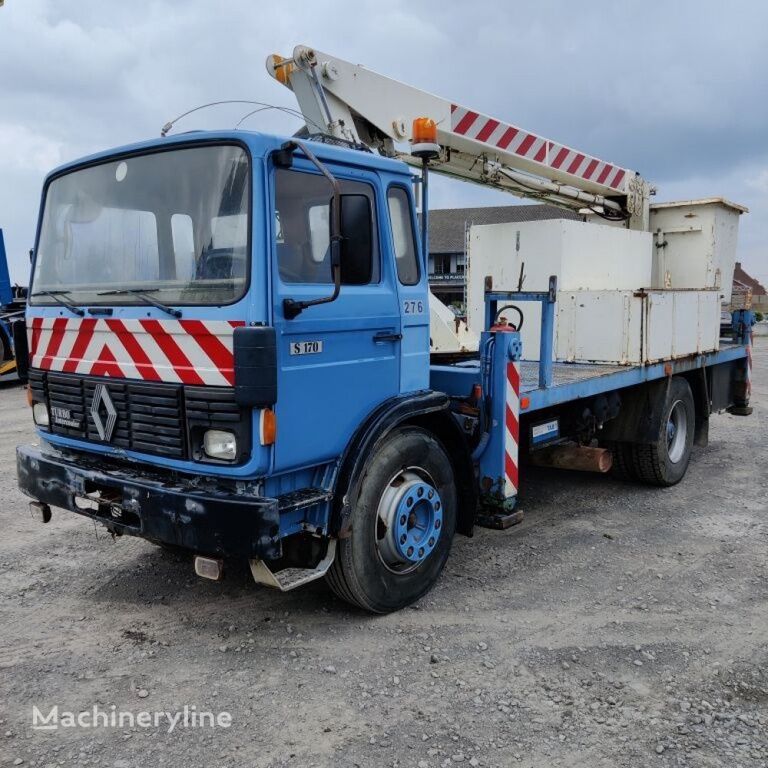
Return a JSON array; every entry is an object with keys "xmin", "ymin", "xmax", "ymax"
[
  {"xmin": 203, "ymin": 430, "xmax": 237, "ymax": 460},
  {"xmin": 32, "ymin": 402, "xmax": 50, "ymax": 427}
]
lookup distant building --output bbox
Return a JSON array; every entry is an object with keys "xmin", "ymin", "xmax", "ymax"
[
  {"xmin": 427, "ymin": 204, "xmax": 578, "ymax": 307},
  {"xmin": 733, "ymin": 262, "xmax": 767, "ymax": 312}
]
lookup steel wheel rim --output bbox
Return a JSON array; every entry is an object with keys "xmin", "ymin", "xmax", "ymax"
[
  {"xmin": 666, "ymin": 399, "xmax": 688, "ymax": 464},
  {"xmin": 375, "ymin": 467, "xmax": 443, "ymax": 574}
]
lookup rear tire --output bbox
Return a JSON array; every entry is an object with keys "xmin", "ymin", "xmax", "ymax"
[
  {"xmin": 630, "ymin": 377, "xmax": 695, "ymax": 487},
  {"xmin": 603, "ymin": 440, "xmax": 636, "ymax": 481},
  {"xmin": 326, "ymin": 426, "xmax": 457, "ymax": 613}
]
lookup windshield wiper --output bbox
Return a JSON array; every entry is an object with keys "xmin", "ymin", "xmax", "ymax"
[
  {"xmin": 96, "ymin": 288, "xmax": 182, "ymax": 318},
  {"xmin": 31, "ymin": 290, "xmax": 85, "ymax": 317}
]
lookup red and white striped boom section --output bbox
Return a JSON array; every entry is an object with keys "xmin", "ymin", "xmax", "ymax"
[
  {"xmin": 450, "ymin": 104, "xmax": 627, "ymax": 193},
  {"xmin": 267, "ymin": 46, "xmax": 650, "ymax": 229}
]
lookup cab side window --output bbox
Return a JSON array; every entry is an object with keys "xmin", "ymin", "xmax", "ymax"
[
  {"xmin": 387, "ymin": 186, "xmax": 420, "ymax": 286},
  {"xmin": 275, "ymin": 168, "xmax": 379, "ymax": 285}
]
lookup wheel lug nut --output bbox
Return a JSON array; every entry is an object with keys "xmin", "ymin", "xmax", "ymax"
[
  {"xmin": 418, "ymin": 547, "xmax": 424, "ymax": 557},
  {"xmin": 435, "ymin": 520, "xmax": 441, "ymax": 528},
  {"xmin": 400, "ymin": 515, "xmax": 406, "ymax": 525},
  {"xmin": 407, "ymin": 546, "xmax": 414, "ymax": 557},
  {"xmin": 435, "ymin": 502, "xmax": 440, "ymax": 510},
  {"xmin": 428, "ymin": 537, "xmax": 435, "ymax": 546},
  {"xmin": 428, "ymin": 490, "xmax": 434, "ymax": 499},
  {"xmin": 400, "ymin": 534, "xmax": 406, "ymax": 544},
  {"xmin": 417, "ymin": 487, "xmax": 424, "ymax": 497},
  {"xmin": 406, "ymin": 498, "xmax": 413, "ymax": 507}
]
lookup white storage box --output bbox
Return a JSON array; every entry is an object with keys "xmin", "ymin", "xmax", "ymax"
[
  {"xmin": 556, "ymin": 289, "xmax": 721, "ymax": 365},
  {"xmin": 555, "ymin": 291, "xmax": 642, "ymax": 364},
  {"xmin": 649, "ymin": 198, "xmax": 747, "ymax": 303},
  {"xmin": 467, "ymin": 219, "xmax": 653, "ymax": 359},
  {"xmin": 466, "ymin": 213, "xmax": 735, "ymax": 365}
]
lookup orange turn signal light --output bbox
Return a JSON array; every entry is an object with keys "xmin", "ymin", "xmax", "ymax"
[
  {"xmin": 270, "ymin": 54, "xmax": 295, "ymax": 86},
  {"xmin": 520, "ymin": 396, "xmax": 531, "ymax": 410},
  {"xmin": 260, "ymin": 408, "xmax": 277, "ymax": 446},
  {"xmin": 26, "ymin": 386, "xmax": 33, "ymax": 408},
  {"xmin": 412, "ymin": 116, "xmax": 438, "ymax": 145}
]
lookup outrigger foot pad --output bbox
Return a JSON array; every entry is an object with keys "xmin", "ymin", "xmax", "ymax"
[
  {"xmin": 476, "ymin": 509, "xmax": 524, "ymax": 530},
  {"xmin": 728, "ymin": 405, "xmax": 753, "ymax": 416}
]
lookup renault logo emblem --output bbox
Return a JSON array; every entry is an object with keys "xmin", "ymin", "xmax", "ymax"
[{"xmin": 91, "ymin": 383, "xmax": 118, "ymax": 441}]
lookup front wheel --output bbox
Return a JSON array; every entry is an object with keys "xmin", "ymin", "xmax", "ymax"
[{"xmin": 326, "ymin": 426, "xmax": 457, "ymax": 613}]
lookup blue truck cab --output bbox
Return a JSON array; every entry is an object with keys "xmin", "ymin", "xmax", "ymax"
[
  {"xmin": 16, "ymin": 129, "xmax": 755, "ymax": 613},
  {"xmin": 16, "ymin": 130, "xmax": 477, "ymax": 612}
]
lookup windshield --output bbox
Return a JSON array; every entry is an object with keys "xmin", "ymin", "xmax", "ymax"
[{"xmin": 32, "ymin": 144, "xmax": 250, "ymax": 306}]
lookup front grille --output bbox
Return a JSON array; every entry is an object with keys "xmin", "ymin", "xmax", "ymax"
[
  {"xmin": 29, "ymin": 369, "xmax": 248, "ymax": 461},
  {"xmin": 185, "ymin": 386, "xmax": 242, "ymax": 425},
  {"xmin": 85, "ymin": 378, "xmax": 184, "ymax": 456}
]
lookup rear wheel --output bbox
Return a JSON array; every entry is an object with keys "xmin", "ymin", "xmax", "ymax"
[
  {"xmin": 326, "ymin": 426, "xmax": 457, "ymax": 613},
  {"xmin": 630, "ymin": 377, "xmax": 695, "ymax": 486},
  {"xmin": 603, "ymin": 440, "xmax": 636, "ymax": 481}
]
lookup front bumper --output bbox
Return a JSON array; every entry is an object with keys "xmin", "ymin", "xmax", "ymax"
[{"xmin": 16, "ymin": 444, "xmax": 281, "ymax": 560}]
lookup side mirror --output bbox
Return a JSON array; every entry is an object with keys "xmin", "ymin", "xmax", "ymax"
[{"xmin": 333, "ymin": 194, "xmax": 373, "ymax": 285}]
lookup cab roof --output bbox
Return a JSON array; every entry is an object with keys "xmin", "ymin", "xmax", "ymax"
[{"xmin": 44, "ymin": 129, "xmax": 414, "ymax": 183}]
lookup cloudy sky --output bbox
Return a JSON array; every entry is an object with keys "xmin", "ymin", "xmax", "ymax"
[{"xmin": 1, "ymin": 0, "xmax": 766, "ymax": 285}]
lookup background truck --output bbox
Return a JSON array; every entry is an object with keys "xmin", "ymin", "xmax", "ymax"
[
  {"xmin": 16, "ymin": 46, "xmax": 755, "ymax": 613},
  {"xmin": 0, "ymin": 228, "xmax": 28, "ymax": 378}
]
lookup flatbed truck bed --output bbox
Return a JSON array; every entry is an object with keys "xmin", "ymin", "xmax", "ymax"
[{"xmin": 432, "ymin": 339, "xmax": 749, "ymax": 413}]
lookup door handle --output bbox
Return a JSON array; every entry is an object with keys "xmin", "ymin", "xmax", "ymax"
[{"xmin": 373, "ymin": 331, "xmax": 403, "ymax": 343}]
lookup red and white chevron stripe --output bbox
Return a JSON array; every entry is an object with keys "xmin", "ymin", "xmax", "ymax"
[
  {"xmin": 450, "ymin": 104, "xmax": 628, "ymax": 193},
  {"xmin": 505, "ymin": 361, "xmax": 520, "ymax": 498},
  {"xmin": 28, "ymin": 317, "xmax": 245, "ymax": 387}
]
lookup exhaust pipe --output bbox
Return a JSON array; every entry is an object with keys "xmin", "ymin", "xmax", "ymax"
[{"xmin": 530, "ymin": 445, "xmax": 613, "ymax": 473}]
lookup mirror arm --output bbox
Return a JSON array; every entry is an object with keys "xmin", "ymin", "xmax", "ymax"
[{"xmin": 278, "ymin": 140, "xmax": 343, "ymax": 320}]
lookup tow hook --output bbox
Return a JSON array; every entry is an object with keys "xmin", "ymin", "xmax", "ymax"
[{"xmin": 29, "ymin": 501, "xmax": 52, "ymax": 524}]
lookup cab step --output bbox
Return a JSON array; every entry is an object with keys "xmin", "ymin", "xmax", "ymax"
[{"xmin": 250, "ymin": 541, "xmax": 337, "ymax": 591}]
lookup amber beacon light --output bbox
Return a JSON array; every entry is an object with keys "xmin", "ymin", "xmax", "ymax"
[{"xmin": 411, "ymin": 117, "xmax": 440, "ymax": 159}]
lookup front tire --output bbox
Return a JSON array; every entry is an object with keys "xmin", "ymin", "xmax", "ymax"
[{"xmin": 326, "ymin": 426, "xmax": 457, "ymax": 613}]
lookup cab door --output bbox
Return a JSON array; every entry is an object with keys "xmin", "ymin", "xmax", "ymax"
[
  {"xmin": 385, "ymin": 183, "xmax": 430, "ymax": 393},
  {"xmin": 271, "ymin": 162, "xmax": 401, "ymax": 473}
]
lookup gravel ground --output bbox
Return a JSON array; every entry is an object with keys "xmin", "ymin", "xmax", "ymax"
[{"xmin": 1, "ymin": 342, "xmax": 766, "ymax": 768}]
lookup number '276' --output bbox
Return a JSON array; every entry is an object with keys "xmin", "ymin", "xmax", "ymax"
[{"xmin": 403, "ymin": 300, "xmax": 424, "ymax": 315}]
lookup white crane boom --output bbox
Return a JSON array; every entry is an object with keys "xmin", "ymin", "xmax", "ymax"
[{"xmin": 267, "ymin": 45, "xmax": 651, "ymax": 230}]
